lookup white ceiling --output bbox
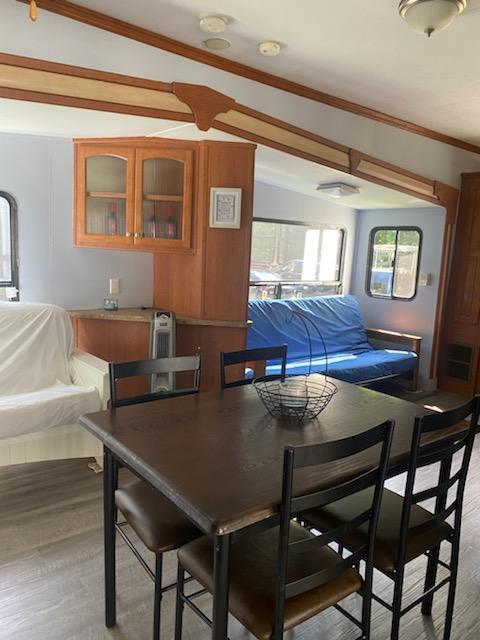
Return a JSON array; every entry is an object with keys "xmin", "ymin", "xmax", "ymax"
[
  {"xmin": 56, "ymin": 0, "xmax": 480, "ymax": 145},
  {"xmin": 0, "ymin": 98, "xmax": 438, "ymax": 210}
]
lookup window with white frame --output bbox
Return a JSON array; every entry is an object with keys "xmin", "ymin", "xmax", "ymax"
[
  {"xmin": 249, "ymin": 218, "xmax": 345, "ymax": 300},
  {"xmin": 0, "ymin": 192, "xmax": 18, "ymax": 300}
]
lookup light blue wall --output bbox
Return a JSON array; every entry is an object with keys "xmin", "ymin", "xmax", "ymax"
[
  {"xmin": 253, "ymin": 182, "xmax": 358, "ymax": 293},
  {"xmin": 0, "ymin": 132, "xmax": 153, "ymax": 309},
  {"xmin": 351, "ymin": 207, "xmax": 446, "ymax": 389}
]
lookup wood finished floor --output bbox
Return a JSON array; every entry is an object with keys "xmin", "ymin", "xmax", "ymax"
[{"xmin": 1, "ymin": 397, "xmax": 479, "ymax": 639}]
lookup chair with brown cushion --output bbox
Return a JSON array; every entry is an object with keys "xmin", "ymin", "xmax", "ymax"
[
  {"xmin": 174, "ymin": 420, "xmax": 394, "ymax": 640},
  {"xmin": 220, "ymin": 345, "xmax": 287, "ymax": 389},
  {"xmin": 303, "ymin": 396, "xmax": 480, "ymax": 640},
  {"xmin": 109, "ymin": 355, "xmax": 202, "ymax": 640}
]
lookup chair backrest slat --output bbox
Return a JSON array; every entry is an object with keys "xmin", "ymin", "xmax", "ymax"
[
  {"xmin": 220, "ymin": 345, "xmax": 287, "ymax": 389},
  {"xmin": 408, "ymin": 501, "xmax": 457, "ymax": 538},
  {"xmin": 412, "ymin": 468, "xmax": 462, "ymax": 505},
  {"xmin": 416, "ymin": 435, "xmax": 469, "ymax": 468},
  {"xmin": 293, "ymin": 422, "xmax": 389, "ymax": 467},
  {"xmin": 109, "ymin": 354, "xmax": 201, "ymax": 408},
  {"xmin": 272, "ymin": 419, "xmax": 394, "ymax": 637},
  {"xmin": 291, "ymin": 467, "xmax": 379, "ymax": 512},
  {"xmin": 285, "ymin": 548, "xmax": 365, "ymax": 600},
  {"xmin": 289, "ymin": 508, "xmax": 371, "ymax": 555}
]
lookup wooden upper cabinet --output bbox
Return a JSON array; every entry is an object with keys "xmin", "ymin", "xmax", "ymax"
[{"xmin": 74, "ymin": 139, "xmax": 194, "ymax": 252}]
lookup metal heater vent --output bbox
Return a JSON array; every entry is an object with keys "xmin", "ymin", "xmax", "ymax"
[{"xmin": 150, "ymin": 311, "xmax": 176, "ymax": 392}]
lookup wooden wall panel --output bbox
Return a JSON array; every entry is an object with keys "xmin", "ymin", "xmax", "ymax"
[{"xmin": 176, "ymin": 324, "xmax": 247, "ymax": 392}]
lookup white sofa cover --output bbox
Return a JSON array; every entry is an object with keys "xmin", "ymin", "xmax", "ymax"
[{"xmin": 0, "ymin": 302, "xmax": 101, "ymax": 439}]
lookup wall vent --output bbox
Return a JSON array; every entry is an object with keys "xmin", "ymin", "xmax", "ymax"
[{"xmin": 445, "ymin": 343, "xmax": 474, "ymax": 382}]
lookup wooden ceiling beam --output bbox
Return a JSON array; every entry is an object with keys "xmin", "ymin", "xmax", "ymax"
[{"xmin": 15, "ymin": 0, "xmax": 480, "ymax": 156}]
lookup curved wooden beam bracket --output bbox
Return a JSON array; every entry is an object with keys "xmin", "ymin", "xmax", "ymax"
[{"xmin": 172, "ymin": 83, "xmax": 236, "ymax": 131}]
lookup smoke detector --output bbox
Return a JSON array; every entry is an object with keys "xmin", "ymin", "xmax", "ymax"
[
  {"xmin": 258, "ymin": 41, "xmax": 281, "ymax": 56},
  {"xmin": 203, "ymin": 37, "xmax": 231, "ymax": 50},
  {"xmin": 199, "ymin": 15, "xmax": 228, "ymax": 33},
  {"xmin": 316, "ymin": 182, "xmax": 360, "ymax": 198}
]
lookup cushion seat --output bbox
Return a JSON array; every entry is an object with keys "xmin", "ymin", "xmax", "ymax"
[
  {"xmin": 304, "ymin": 487, "xmax": 453, "ymax": 572},
  {"xmin": 267, "ymin": 349, "xmax": 417, "ymax": 384},
  {"xmin": 116, "ymin": 480, "xmax": 201, "ymax": 553},
  {"xmin": 178, "ymin": 522, "xmax": 362, "ymax": 640},
  {"xmin": 0, "ymin": 382, "xmax": 100, "ymax": 439}
]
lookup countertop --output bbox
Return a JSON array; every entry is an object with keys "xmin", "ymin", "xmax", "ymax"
[{"xmin": 69, "ymin": 308, "xmax": 251, "ymax": 329}]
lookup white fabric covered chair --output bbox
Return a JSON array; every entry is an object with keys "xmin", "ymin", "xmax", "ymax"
[{"xmin": 0, "ymin": 302, "xmax": 109, "ymax": 467}]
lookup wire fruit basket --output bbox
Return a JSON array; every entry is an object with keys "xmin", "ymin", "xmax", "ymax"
[{"xmin": 253, "ymin": 309, "xmax": 338, "ymax": 422}]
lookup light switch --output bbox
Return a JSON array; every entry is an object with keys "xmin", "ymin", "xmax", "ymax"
[{"xmin": 109, "ymin": 278, "xmax": 120, "ymax": 295}]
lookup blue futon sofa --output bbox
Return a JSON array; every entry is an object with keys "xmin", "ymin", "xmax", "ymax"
[{"xmin": 247, "ymin": 295, "xmax": 421, "ymax": 389}]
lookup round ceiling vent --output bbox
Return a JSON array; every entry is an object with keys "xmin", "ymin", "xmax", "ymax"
[{"xmin": 203, "ymin": 37, "xmax": 231, "ymax": 50}]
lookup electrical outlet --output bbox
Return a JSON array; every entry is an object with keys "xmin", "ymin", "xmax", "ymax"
[
  {"xmin": 418, "ymin": 272, "xmax": 432, "ymax": 287},
  {"xmin": 109, "ymin": 278, "xmax": 120, "ymax": 295}
]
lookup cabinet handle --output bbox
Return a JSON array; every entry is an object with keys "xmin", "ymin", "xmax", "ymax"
[
  {"xmin": 134, "ymin": 232, "xmax": 143, "ymax": 239},
  {"xmin": 125, "ymin": 232, "xmax": 132, "ymax": 238}
]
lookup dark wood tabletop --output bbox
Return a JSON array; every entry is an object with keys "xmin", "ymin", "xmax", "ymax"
[{"xmin": 80, "ymin": 379, "xmax": 463, "ymax": 536}]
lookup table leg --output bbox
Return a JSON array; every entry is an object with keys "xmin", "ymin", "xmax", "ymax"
[
  {"xmin": 103, "ymin": 446, "xmax": 117, "ymax": 628},
  {"xmin": 212, "ymin": 534, "xmax": 231, "ymax": 640}
]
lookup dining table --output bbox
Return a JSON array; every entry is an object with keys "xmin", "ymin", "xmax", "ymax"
[{"xmin": 79, "ymin": 377, "xmax": 466, "ymax": 640}]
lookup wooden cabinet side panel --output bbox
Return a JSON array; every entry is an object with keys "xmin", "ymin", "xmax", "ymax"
[
  {"xmin": 153, "ymin": 144, "xmax": 204, "ymax": 315},
  {"xmin": 74, "ymin": 317, "xmax": 150, "ymax": 397},
  {"xmin": 202, "ymin": 143, "xmax": 256, "ymax": 322},
  {"xmin": 440, "ymin": 173, "xmax": 480, "ymax": 394}
]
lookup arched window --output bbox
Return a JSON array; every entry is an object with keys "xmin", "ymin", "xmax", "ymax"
[{"xmin": 0, "ymin": 192, "xmax": 19, "ymax": 300}]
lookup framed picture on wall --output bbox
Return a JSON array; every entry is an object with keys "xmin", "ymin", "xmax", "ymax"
[{"xmin": 209, "ymin": 188, "xmax": 242, "ymax": 229}]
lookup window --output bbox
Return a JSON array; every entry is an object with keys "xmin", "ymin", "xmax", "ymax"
[
  {"xmin": 249, "ymin": 218, "xmax": 345, "ymax": 300},
  {"xmin": 0, "ymin": 192, "xmax": 18, "ymax": 300},
  {"xmin": 367, "ymin": 227, "xmax": 421, "ymax": 300}
]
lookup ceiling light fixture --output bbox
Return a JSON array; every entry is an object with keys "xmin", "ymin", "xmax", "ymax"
[
  {"xmin": 199, "ymin": 15, "xmax": 228, "ymax": 33},
  {"xmin": 316, "ymin": 182, "xmax": 360, "ymax": 198},
  {"xmin": 399, "ymin": 0, "xmax": 467, "ymax": 37},
  {"xmin": 203, "ymin": 37, "xmax": 231, "ymax": 51},
  {"xmin": 258, "ymin": 41, "xmax": 281, "ymax": 56}
]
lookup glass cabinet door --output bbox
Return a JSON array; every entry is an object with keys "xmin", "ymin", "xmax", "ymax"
[
  {"xmin": 135, "ymin": 149, "xmax": 193, "ymax": 250},
  {"xmin": 75, "ymin": 146, "xmax": 134, "ymax": 246},
  {"xmin": 86, "ymin": 156, "xmax": 127, "ymax": 236}
]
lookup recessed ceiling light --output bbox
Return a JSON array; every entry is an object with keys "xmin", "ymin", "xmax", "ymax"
[
  {"xmin": 203, "ymin": 37, "xmax": 231, "ymax": 50},
  {"xmin": 316, "ymin": 182, "xmax": 360, "ymax": 198},
  {"xmin": 199, "ymin": 15, "xmax": 228, "ymax": 34},
  {"xmin": 258, "ymin": 41, "xmax": 281, "ymax": 56}
]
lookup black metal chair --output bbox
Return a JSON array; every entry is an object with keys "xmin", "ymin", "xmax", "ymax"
[
  {"xmin": 220, "ymin": 345, "xmax": 287, "ymax": 389},
  {"xmin": 303, "ymin": 396, "xmax": 480, "ymax": 640},
  {"xmin": 109, "ymin": 355, "xmax": 202, "ymax": 640},
  {"xmin": 174, "ymin": 420, "xmax": 394, "ymax": 640}
]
